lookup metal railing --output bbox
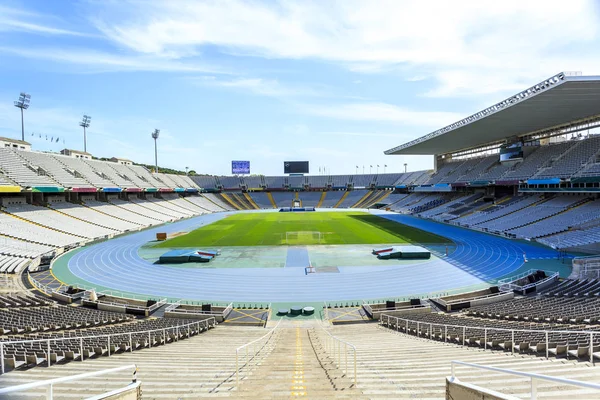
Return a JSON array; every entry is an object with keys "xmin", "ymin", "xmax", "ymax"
[
  {"xmin": 317, "ymin": 322, "xmax": 357, "ymax": 387},
  {"xmin": 235, "ymin": 318, "xmax": 281, "ymax": 388},
  {"xmin": 380, "ymin": 314, "xmax": 598, "ymax": 364},
  {"xmin": 0, "ymin": 363, "xmax": 138, "ymax": 399},
  {"xmin": 449, "ymin": 360, "xmax": 600, "ymax": 400},
  {"xmin": 0, "ymin": 317, "xmax": 215, "ymax": 374},
  {"xmin": 498, "ymin": 269, "xmax": 558, "ymax": 292}
]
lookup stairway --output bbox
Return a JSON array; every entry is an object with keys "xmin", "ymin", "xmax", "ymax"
[
  {"xmin": 219, "ymin": 192, "xmax": 243, "ymax": 210},
  {"xmin": 267, "ymin": 192, "xmax": 278, "ymax": 209},
  {"xmin": 235, "ymin": 321, "xmax": 365, "ymax": 399},
  {"xmin": 0, "ymin": 326, "xmax": 270, "ymax": 399},
  {"xmin": 243, "ymin": 193, "xmax": 260, "ymax": 209},
  {"xmin": 332, "ymin": 324, "xmax": 600, "ymax": 399},
  {"xmin": 334, "ymin": 192, "xmax": 350, "ymax": 208},
  {"xmin": 317, "ymin": 192, "xmax": 327, "ymax": 208}
]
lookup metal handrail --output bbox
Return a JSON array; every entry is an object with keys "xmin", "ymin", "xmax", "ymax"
[
  {"xmin": 0, "ymin": 317, "xmax": 215, "ymax": 374},
  {"xmin": 318, "ymin": 321, "xmax": 357, "ymax": 387},
  {"xmin": 235, "ymin": 318, "xmax": 282, "ymax": 388},
  {"xmin": 380, "ymin": 314, "xmax": 598, "ymax": 364},
  {"xmin": 0, "ymin": 363, "xmax": 138, "ymax": 398},
  {"xmin": 450, "ymin": 360, "xmax": 600, "ymax": 399},
  {"xmin": 322, "ymin": 301, "xmax": 330, "ymax": 323}
]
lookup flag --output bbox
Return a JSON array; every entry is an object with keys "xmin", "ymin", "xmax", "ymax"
[
  {"xmin": 355, "ymin": 165, "xmax": 358, "ymax": 168},
  {"xmin": 51, "ymin": 136, "xmax": 53, "ymax": 142},
  {"xmin": 385, "ymin": 164, "xmax": 388, "ymax": 167},
  {"xmin": 370, "ymin": 165, "xmax": 372, "ymax": 168},
  {"xmin": 319, "ymin": 167, "xmax": 321, "ymax": 173},
  {"xmin": 39, "ymin": 133, "xmax": 41, "ymax": 138},
  {"xmin": 56, "ymin": 137, "xmax": 59, "ymax": 142},
  {"xmin": 31, "ymin": 133, "xmax": 33, "ymax": 136},
  {"xmin": 45, "ymin": 135, "xmax": 47, "ymax": 140},
  {"xmin": 377, "ymin": 165, "xmax": 380, "ymax": 167}
]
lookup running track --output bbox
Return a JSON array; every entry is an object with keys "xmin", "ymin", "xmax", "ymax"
[{"xmin": 58, "ymin": 210, "xmax": 564, "ymax": 302}]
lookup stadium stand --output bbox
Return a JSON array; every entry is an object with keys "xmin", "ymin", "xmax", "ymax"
[
  {"xmin": 83, "ymin": 159, "xmax": 137, "ymax": 189},
  {"xmin": 336, "ymin": 189, "xmax": 367, "ymax": 208},
  {"xmin": 271, "ymin": 191, "xmax": 296, "ymax": 208},
  {"xmin": 242, "ymin": 176, "xmax": 263, "ymax": 189},
  {"xmin": 191, "ymin": 175, "xmax": 219, "ymax": 190},
  {"xmin": 185, "ymin": 194, "xmax": 227, "ymax": 212},
  {"xmin": 476, "ymin": 195, "xmax": 582, "ymax": 234},
  {"xmin": 14, "ymin": 150, "xmax": 93, "ymax": 189},
  {"xmin": 307, "ymin": 175, "xmax": 329, "ymax": 188},
  {"xmin": 319, "ymin": 191, "xmax": 344, "ymax": 208},
  {"xmin": 298, "ymin": 191, "xmax": 322, "ymax": 207},
  {"xmin": 249, "ymin": 192, "xmax": 275, "ymax": 208},
  {"xmin": 263, "ymin": 176, "xmax": 285, "ymax": 189},
  {"xmin": 0, "ymin": 148, "xmax": 58, "ymax": 188},
  {"xmin": 352, "ymin": 174, "xmax": 375, "ymax": 188},
  {"xmin": 49, "ymin": 201, "xmax": 132, "ymax": 232}
]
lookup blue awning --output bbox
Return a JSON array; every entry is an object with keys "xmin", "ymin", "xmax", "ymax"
[{"xmin": 527, "ymin": 178, "xmax": 561, "ymax": 185}]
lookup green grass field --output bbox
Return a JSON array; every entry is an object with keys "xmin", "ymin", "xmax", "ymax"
[{"xmin": 154, "ymin": 211, "xmax": 448, "ymax": 247}]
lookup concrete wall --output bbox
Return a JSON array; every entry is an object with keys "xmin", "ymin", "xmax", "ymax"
[
  {"xmin": 164, "ymin": 311, "xmax": 223, "ymax": 322},
  {"xmin": 446, "ymin": 378, "xmax": 520, "ymax": 400},
  {"xmin": 372, "ymin": 306, "xmax": 431, "ymax": 320},
  {"xmin": 98, "ymin": 303, "xmax": 127, "ymax": 314},
  {"xmin": 469, "ymin": 292, "xmax": 514, "ymax": 308}
]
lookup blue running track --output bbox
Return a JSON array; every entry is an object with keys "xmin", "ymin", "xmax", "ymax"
[{"xmin": 59, "ymin": 210, "xmax": 564, "ymax": 302}]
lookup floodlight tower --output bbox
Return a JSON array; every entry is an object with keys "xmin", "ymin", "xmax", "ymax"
[
  {"xmin": 14, "ymin": 92, "xmax": 31, "ymax": 141},
  {"xmin": 151, "ymin": 129, "xmax": 160, "ymax": 173},
  {"xmin": 404, "ymin": 163, "xmax": 407, "ymax": 173},
  {"xmin": 79, "ymin": 115, "xmax": 91, "ymax": 152}
]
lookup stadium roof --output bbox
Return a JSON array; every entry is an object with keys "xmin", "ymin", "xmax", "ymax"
[{"xmin": 385, "ymin": 72, "xmax": 600, "ymax": 155}]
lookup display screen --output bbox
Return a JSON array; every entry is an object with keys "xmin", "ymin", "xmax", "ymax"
[
  {"xmin": 499, "ymin": 143, "xmax": 523, "ymax": 162},
  {"xmin": 284, "ymin": 161, "xmax": 309, "ymax": 174},
  {"xmin": 231, "ymin": 160, "xmax": 250, "ymax": 174}
]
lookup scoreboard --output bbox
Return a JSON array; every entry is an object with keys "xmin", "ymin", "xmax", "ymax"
[{"xmin": 284, "ymin": 161, "xmax": 309, "ymax": 174}]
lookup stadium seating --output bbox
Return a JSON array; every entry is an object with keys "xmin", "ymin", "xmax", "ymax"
[
  {"xmin": 307, "ymin": 175, "xmax": 329, "ymax": 188},
  {"xmin": 455, "ymin": 155, "xmax": 498, "ymax": 183},
  {"xmin": 0, "ymin": 149, "xmax": 58, "ymax": 188},
  {"xmin": 15, "ymin": 150, "xmax": 93, "ymax": 188},
  {"xmin": 218, "ymin": 176, "xmax": 242, "ymax": 189},
  {"xmin": 508, "ymin": 198, "xmax": 600, "ymax": 239},
  {"xmin": 336, "ymin": 189, "xmax": 367, "ymax": 208},
  {"xmin": 288, "ymin": 175, "xmax": 305, "ymax": 188},
  {"xmin": 4, "ymin": 203, "xmax": 116, "ymax": 240},
  {"xmin": 298, "ymin": 191, "xmax": 322, "ymax": 207},
  {"xmin": 242, "ymin": 176, "xmax": 263, "ymax": 188},
  {"xmin": 539, "ymin": 226, "xmax": 600, "ymax": 250},
  {"xmin": 534, "ymin": 135, "xmax": 600, "ymax": 178},
  {"xmin": 249, "ymin": 192, "xmax": 274, "ymax": 208},
  {"xmin": 319, "ymin": 191, "xmax": 344, "ymax": 208},
  {"xmin": 503, "ymin": 142, "xmax": 577, "ymax": 180},
  {"xmin": 263, "ymin": 176, "xmax": 285, "ymax": 189},
  {"xmin": 352, "ymin": 174, "xmax": 375, "ymax": 188},
  {"xmin": 83, "ymin": 159, "xmax": 138, "ymax": 188},
  {"xmin": 271, "ymin": 191, "xmax": 296, "ymax": 208},
  {"xmin": 476, "ymin": 196, "xmax": 582, "ymax": 233},
  {"xmin": 185, "ymin": 194, "xmax": 227, "ymax": 212},
  {"xmin": 453, "ymin": 195, "xmax": 538, "ymax": 227}
]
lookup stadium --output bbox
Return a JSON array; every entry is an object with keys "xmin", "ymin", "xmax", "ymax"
[{"xmin": 0, "ymin": 69, "xmax": 599, "ymax": 399}]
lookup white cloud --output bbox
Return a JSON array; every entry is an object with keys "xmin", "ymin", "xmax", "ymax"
[
  {"xmin": 187, "ymin": 77, "xmax": 322, "ymax": 98},
  {"xmin": 89, "ymin": 0, "xmax": 600, "ymax": 97},
  {"xmin": 0, "ymin": 5, "xmax": 91, "ymax": 37},
  {"xmin": 0, "ymin": 46, "xmax": 229, "ymax": 74},
  {"xmin": 304, "ymin": 102, "xmax": 461, "ymax": 127}
]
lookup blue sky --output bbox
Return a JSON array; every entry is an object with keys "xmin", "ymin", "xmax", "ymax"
[{"xmin": 0, "ymin": 0, "xmax": 599, "ymax": 176}]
